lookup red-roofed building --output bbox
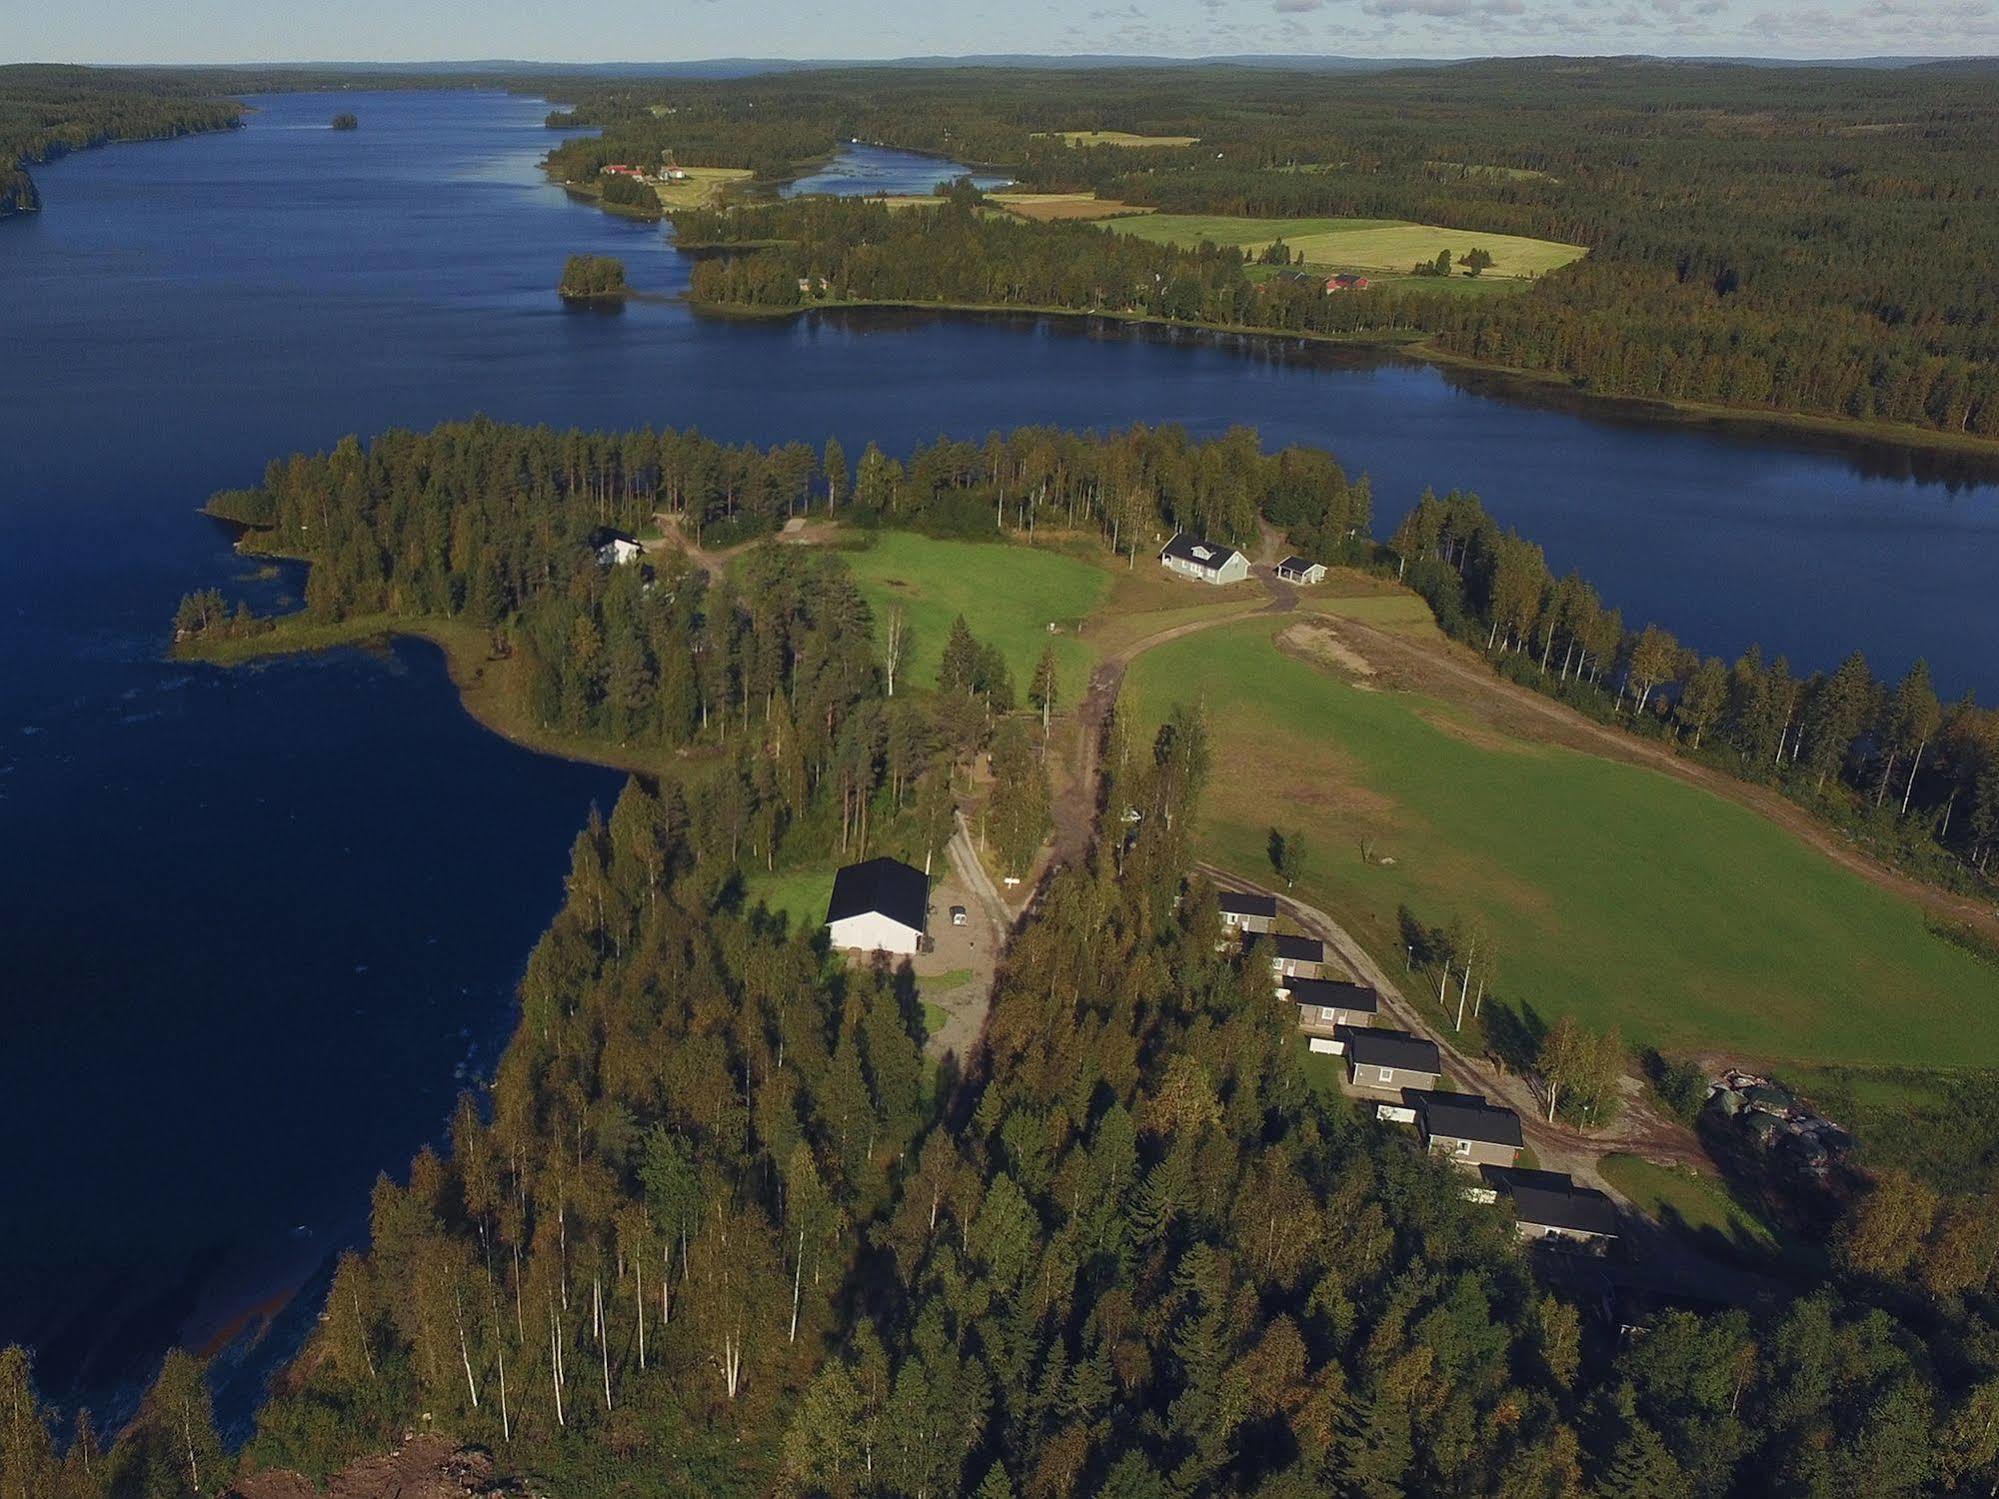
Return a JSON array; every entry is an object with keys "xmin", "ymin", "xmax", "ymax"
[{"xmin": 1326, "ymin": 273, "xmax": 1371, "ymax": 292}]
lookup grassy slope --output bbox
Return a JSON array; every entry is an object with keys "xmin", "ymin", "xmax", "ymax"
[
  {"xmin": 1110, "ymin": 213, "xmax": 1585, "ymax": 278},
  {"xmin": 1599, "ymin": 1153, "xmax": 1780, "ymax": 1255},
  {"xmin": 1123, "ymin": 618, "xmax": 1999, "ymax": 1071},
  {"xmin": 841, "ymin": 532, "xmax": 1111, "ymax": 705}
]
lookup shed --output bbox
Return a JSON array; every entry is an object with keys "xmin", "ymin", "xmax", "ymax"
[{"xmin": 1275, "ymin": 556, "xmax": 1327, "ymax": 585}]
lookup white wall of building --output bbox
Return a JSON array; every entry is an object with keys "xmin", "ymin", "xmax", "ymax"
[{"xmin": 828, "ymin": 911, "xmax": 923, "ymax": 955}]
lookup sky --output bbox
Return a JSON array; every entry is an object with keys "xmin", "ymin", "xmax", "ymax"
[{"xmin": 3, "ymin": 0, "xmax": 1995, "ymax": 64}]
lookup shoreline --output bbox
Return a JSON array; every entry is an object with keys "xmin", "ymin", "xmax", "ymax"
[
  {"xmin": 173, "ymin": 606, "xmax": 691, "ymax": 780},
  {"xmin": 678, "ymin": 295, "xmax": 1999, "ymax": 468}
]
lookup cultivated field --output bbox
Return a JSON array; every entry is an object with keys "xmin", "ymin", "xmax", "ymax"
[
  {"xmin": 650, "ymin": 165, "xmax": 754, "ymax": 210},
  {"xmin": 1050, "ymin": 130, "xmax": 1199, "ymax": 147},
  {"xmin": 1122, "ymin": 616, "xmax": 1999, "ymax": 1071},
  {"xmin": 990, "ymin": 191, "xmax": 1153, "ymax": 222},
  {"xmin": 841, "ymin": 533, "xmax": 1110, "ymax": 703},
  {"xmin": 1111, "ymin": 213, "xmax": 1587, "ymax": 279}
]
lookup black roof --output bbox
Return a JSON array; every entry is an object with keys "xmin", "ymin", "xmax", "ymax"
[
  {"xmin": 1217, "ymin": 889, "xmax": 1278, "ymax": 918},
  {"xmin": 1483, "ymin": 1167, "xmax": 1620, "ymax": 1236},
  {"xmin": 1345, "ymin": 1027, "xmax": 1439, "ymax": 1073},
  {"xmin": 1278, "ymin": 555, "xmax": 1320, "ymax": 573},
  {"xmin": 1269, "ymin": 933, "xmax": 1324, "ymax": 963},
  {"xmin": 1408, "ymin": 1090, "xmax": 1524, "ymax": 1148},
  {"xmin": 1160, "ymin": 532, "xmax": 1243, "ymax": 571},
  {"xmin": 826, "ymin": 857, "xmax": 928, "ymax": 932},
  {"xmin": 590, "ymin": 525, "xmax": 640, "ymax": 548},
  {"xmin": 1288, "ymin": 976, "xmax": 1378, "ymax": 1013}
]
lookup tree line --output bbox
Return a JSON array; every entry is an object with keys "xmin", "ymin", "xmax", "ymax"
[
  {"xmin": 0, "ymin": 66, "xmax": 245, "ymax": 218},
  {"xmin": 543, "ymin": 58, "xmax": 1999, "ymax": 440}
]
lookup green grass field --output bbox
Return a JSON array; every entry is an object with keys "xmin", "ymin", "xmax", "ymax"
[
  {"xmin": 1051, "ymin": 130, "xmax": 1199, "ymax": 148},
  {"xmin": 744, "ymin": 867, "xmax": 835, "ymax": 936},
  {"xmin": 1109, "ymin": 214, "xmax": 1585, "ymax": 279},
  {"xmin": 843, "ymin": 532, "xmax": 1111, "ymax": 703},
  {"xmin": 1123, "ymin": 620, "xmax": 1999, "ymax": 1070},
  {"xmin": 1599, "ymin": 1154, "xmax": 1779, "ymax": 1257}
]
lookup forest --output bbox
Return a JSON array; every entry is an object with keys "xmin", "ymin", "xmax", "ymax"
[
  {"xmin": 544, "ymin": 58, "xmax": 1999, "ymax": 440},
  {"xmin": 0, "ymin": 66, "xmax": 246, "ymax": 217},
  {"xmin": 10, "ymin": 732, "xmax": 1999, "ymax": 1494}
]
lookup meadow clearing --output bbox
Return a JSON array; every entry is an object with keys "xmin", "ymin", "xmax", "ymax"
[
  {"xmin": 649, "ymin": 165, "xmax": 754, "ymax": 210},
  {"xmin": 989, "ymin": 191, "xmax": 1154, "ymax": 222},
  {"xmin": 1122, "ymin": 616, "xmax": 1999, "ymax": 1072},
  {"xmin": 840, "ymin": 531, "xmax": 1110, "ymax": 704},
  {"xmin": 1050, "ymin": 129, "xmax": 1199, "ymax": 147},
  {"xmin": 1110, "ymin": 212, "xmax": 1587, "ymax": 279}
]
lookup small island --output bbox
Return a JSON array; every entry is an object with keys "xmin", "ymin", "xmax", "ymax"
[
  {"xmin": 330, "ymin": 112, "xmax": 358, "ymax": 131},
  {"xmin": 557, "ymin": 253, "xmax": 629, "ymax": 302}
]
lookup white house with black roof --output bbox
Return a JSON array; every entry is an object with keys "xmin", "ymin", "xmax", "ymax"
[
  {"xmin": 1216, "ymin": 889, "xmax": 1277, "ymax": 935},
  {"xmin": 1275, "ymin": 556, "xmax": 1327, "ymax": 585},
  {"xmin": 1345, "ymin": 1028, "xmax": 1442, "ymax": 1092},
  {"xmin": 1159, "ymin": 532, "xmax": 1250, "ymax": 586},
  {"xmin": 825, "ymin": 856, "xmax": 929, "ymax": 956},
  {"xmin": 1482, "ymin": 1166, "xmax": 1620, "ymax": 1252}
]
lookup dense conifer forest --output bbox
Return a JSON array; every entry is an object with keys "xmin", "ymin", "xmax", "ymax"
[
  {"xmin": 10, "ymin": 749, "xmax": 1999, "ymax": 1494},
  {"xmin": 545, "ymin": 59, "xmax": 1999, "ymax": 439},
  {"xmin": 0, "ymin": 66, "xmax": 246, "ymax": 217}
]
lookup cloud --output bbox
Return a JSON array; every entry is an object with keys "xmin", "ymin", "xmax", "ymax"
[
  {"xmin": 1272, "ymin": 0, "xmax": 1323, "ymax": 12},
  {"xmin": 1362, "ymin": 0, "xmax": 1523, "ymax": 17}
]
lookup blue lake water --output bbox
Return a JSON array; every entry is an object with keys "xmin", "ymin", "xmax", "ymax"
[
  {"xmin": 782, "ymin": 139, "xmax": 1011, "ymax": 197},
  {"xmin": 2, "ymin": 87, "xmax": 1996, "ymax": 1427}
]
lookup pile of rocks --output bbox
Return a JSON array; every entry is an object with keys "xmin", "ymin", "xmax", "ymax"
[{"xmin": 1708, "ymin": 1069, "xmax": 1852, "ymax": 1179}]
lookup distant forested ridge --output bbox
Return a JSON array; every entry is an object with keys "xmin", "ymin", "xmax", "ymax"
[
  {"xmin": 549, "ymin": 59, "xmax": 1999, "ymax": 439},
  {"xmin": 0, "ymin": 66, "xmax": 245, "ymax": 218}
]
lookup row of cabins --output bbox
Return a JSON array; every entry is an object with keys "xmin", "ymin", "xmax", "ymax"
[{"xmin": 1220, "ymin": 886, "xmax": 1618, "ymax": 1252}]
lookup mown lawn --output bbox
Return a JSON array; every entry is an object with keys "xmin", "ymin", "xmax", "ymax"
[
  {"xmin": 744, "ymin": 866, "xmax": 835, "ymax": 937},
  {"xmin": 1123, "ymin": 619, "xmax": 1999, "ymax": 1070},
  {"xmin": 1600, "ymin": 1153, "xmax": 1780, "ymax": 1257},
  {"xmin": 843, "ymin": 532, "xmax": 1110, "ymax": 704},
  {"xmin": 1109, "ymin": 213, "xmax": 1585, "ymax": 279}
]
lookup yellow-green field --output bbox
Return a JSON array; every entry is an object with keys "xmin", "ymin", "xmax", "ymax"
[
  {"xmin": 1049, "ymin": 130, "xmax": 1199, "ymax": 148},
  {"xmin": 990, "ymin": 191, "xmax": 1154, "ymax": 222},
  {"xmin": 1109, "ymin": 213, "xmax": 1586, "ymax": 279},
  {"xmin": 650, "ymin": 166, "xmax": 754, "ymax": 210}
]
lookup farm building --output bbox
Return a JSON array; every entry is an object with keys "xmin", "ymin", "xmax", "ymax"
[
  {"xmin": 1409, "ymin": 1090, "xmax": 1524, "ymax": 1170},
  {"xmin": 1326, "ymin": 273, "xmax": 1371, "ymax": 292},
  {"xmin": 1288, "ymin": 977, "xmax": 1379, "ymax": 1043},
  {"xmin": 1216, "ymin": 889, "xmax": 1277, "ymax": 935},
  {"xmin": 1159, "ymin": 532, "xmax": 1250, "ymax": 586},
  {"xmin": 1483, "ymin": 1167, "xmax": 1619, "ymax": 1251},
  {"xmin": 1345, "ymin": 1028, "xmax": 1441, "ymax": 1091},
  {"xmin": 1275, "ymin": 556, "xmax": 1326, "ymax": 584},
  {"xmin": 826, "ymin": 857, "xmax": 929, "ymax": 955},
  {"xmin": 592, "ymin": 527, "xmax": 644, "ymax": 567}
]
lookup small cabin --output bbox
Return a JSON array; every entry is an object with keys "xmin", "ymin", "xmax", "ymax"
[
  {"xmin": 1275, "ymin": 556, "xmax": 1326, "ymax": 585},
  {"xmin": 1409, "ymin": 1090, "xmax": 1524, "ymax": 1171},
  {"xmin": 1344, "ymin": 1027, "xmax": 1441, "ymax": 1091},
  {"xmin": 592, "ymin": 527, "xmax": 644, "ymax": 567},
  {"xmin": 1484, "ymin": 1167, "xmax": 1619, "ymax": 1252},
  {"xmin": 1216, "ymin": 889, "xmax": 1277, "ymax": 936}
]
